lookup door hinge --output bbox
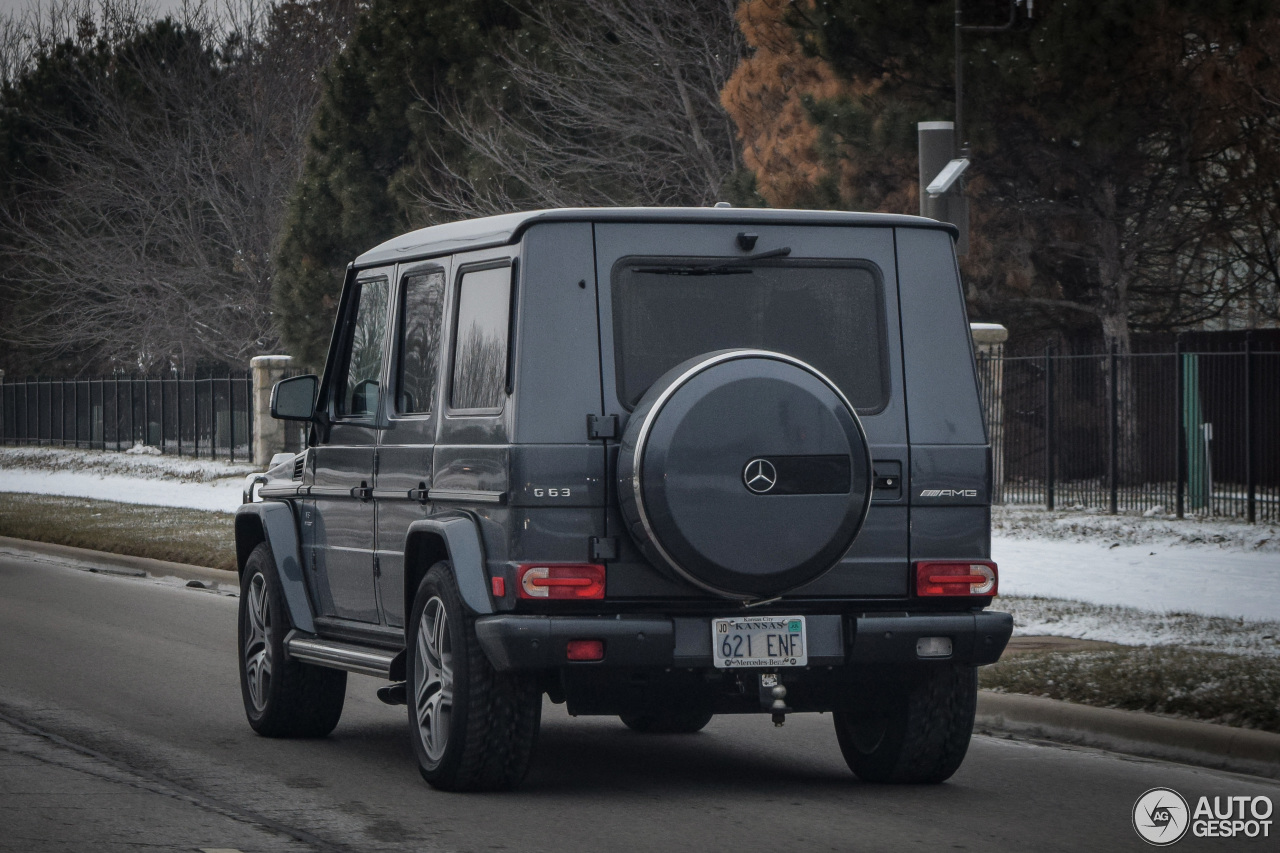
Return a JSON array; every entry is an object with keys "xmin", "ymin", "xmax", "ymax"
[
  {"xmin": 373, "ymin": 449, "xmax": 380, "ymax": 476},
  {"xmin": 587, "ymin": 414, "xmax": 618, "ymax": 440},
  {"xmin": 589, "ymin": 536, "xmax": 619, "ymax": 561},
  {"xmin": 373, "ymin": 554, "xmax": 381, "ymax": 578}
]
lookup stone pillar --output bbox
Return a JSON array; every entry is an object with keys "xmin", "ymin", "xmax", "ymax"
[
  {"xmin": 251, "ymin": 355, "xmax": 293, "ymax": 466},
  {"xmin": 970, "ymin": 324, "xmax": 1009, "ymax": 503}
]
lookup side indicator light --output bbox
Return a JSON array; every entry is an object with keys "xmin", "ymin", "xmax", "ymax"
[
  {"xmin": 517, "ymin": 564, "xmax": 607, "ymax": 599},
  {"xmin": 566, "ymin": 639, "xmax": 605, "ymax": 661},
  {"xmin": 491, "ymin": 576, "xmax": 506, "ymax": 597},
  {"xmin": 915, "ymin": 561, "xmax": 998, "ymax": 597}
]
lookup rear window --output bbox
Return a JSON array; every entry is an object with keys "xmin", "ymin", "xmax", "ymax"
[{"xmin": 612, "ymin": 259, "xmax": 888, "ymax": 411}]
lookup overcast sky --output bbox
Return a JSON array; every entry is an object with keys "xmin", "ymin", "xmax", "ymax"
[{"xmin": 1, "ymin": 0, "xmax": 189, "ymax": 23}]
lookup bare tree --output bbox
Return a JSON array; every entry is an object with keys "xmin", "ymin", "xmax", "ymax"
[
  {"xmin": 403, "ymin": 0, "xmax": 746, "ymax": 220},
  {"xmin": 0, "ymin": 0, "xmax": 355, "ymax": 372}
]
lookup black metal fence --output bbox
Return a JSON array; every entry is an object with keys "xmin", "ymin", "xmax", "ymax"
[
  {"xmin": 978, "ymin": 345, "xmax": 1280, "ymax": 522},
  {"xmin": 0, "ymin": 373, "xmax": 253, "ymax": 462}
]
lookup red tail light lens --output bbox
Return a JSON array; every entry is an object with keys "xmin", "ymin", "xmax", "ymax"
[
  {"xmin": 566, "ymin": 639, "xmax": 605, "ymax": 661},
  {"xmin": 517, "ymin": 564, "xmax": 607, "ymax": 599},
  {"xmin": 915, "ymin": 561, "xmax": 997, "ymax": 597}
]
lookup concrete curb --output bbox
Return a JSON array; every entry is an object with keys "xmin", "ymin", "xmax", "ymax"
[
  {"xmin": 0, "ymin": 535, "xmax": 235, "ymax": 586},
  {"xmin": 4, "ymin": 535, "xmax": 1278, "ymax": 780},
  {"xmin": 977, "ymin": 691, "xmax": 1280, "ymax": 780}
]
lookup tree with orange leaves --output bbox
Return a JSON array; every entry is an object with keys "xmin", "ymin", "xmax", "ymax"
[{"xmin": 721, "ymin": 0, "xmax": 1280, "ymax": 351}]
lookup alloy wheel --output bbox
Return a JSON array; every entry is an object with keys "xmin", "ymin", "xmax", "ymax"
[
  {"xmin": 244, "ymin": 572, "xmax": 272, "ymax": 712},
  {"xmin": 414, "ymin": 596, "xmax": 454, "ymax": 762}
]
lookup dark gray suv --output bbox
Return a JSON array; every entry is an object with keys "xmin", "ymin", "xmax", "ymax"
[{"xmin": 236, "ymin": 207, "xmax": 1012, "ymax": 791}]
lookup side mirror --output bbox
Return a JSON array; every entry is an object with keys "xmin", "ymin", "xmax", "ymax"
[{"xmin": 270, "ymin": 374, "xmax": 319, "ymax": 421}]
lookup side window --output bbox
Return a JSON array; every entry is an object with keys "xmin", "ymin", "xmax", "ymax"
[
  {"xmin": 397, "ymin": 271, "xmax": 445, "ymax": 414},
  {"xmin": 450, "ymin": 263, "xmax": 512, "ymax": 411},
  {"xmin": 336, "ymin": 276, "xmax": 390, "ymax": 419}
]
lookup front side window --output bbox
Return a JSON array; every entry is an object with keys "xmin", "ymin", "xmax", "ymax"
[
  {"xmin": 397, "ymin": 271, "xmax": 445, "ymax": 414},
  {"xmin": 336, "ymin": 276, "xmax": 389, "ymax": 418},
  {"xmin": 450, "ymin": 264, "xmax": 512, "ymax": 411},
  {"xmin": 612, "ymin": 260, "xmax": 888, "ymax": 412}
]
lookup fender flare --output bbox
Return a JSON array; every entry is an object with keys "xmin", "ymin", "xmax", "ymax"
[
  {"xmin": 404, "ymin": 515, "xmax": 494, "ymax": 616},
  {"xmin": 234, "ymin": 501, "xmax": 315, "ymax": 634}
]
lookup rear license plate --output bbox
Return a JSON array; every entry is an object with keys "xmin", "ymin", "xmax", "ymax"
[{"xmin": 712, "ymin": 616, "xmax": 807, "ymax": 668}]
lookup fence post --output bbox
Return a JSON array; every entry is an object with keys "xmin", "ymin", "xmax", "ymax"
[
  {"xmin": 128, "ymin": 375, "xmax": 135, "ymax": 448},
  {"xmin": 1175, "ymin": 338, "xmax": 1185, "ymax": 519},
  {"xmin": 0, "ymin": 370, "xmax": 5, "ymax": 445},
  {"xmin": 159, "ymin": 375, "xmax": 167, "ymax": 453},
  {"xmin": 1245, "ymin": 333, "xmax": 1256, "ymax": 524},
  {"xmin": 251, "ymin": 356, "xmax": 292, "ymax": 466},
  {"xmin": 174, "ymin": 370, "xmax": 182, "ymax": 457},
  {"xmin": 1045, "ymin": 345, "xmax": 1056, "ymax": 511},
  {"xmin": 1109, "ymin": 344, "xmax": 1119, "ymax": 515},
  {"xmin": 227, "ymin": 373, "xmax": 235, "ymax": 464}
]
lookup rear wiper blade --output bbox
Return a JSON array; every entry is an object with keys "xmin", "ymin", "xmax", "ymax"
[{"xmin": 633, "ymin": 246, "xmax": 792, "ymax": 276}]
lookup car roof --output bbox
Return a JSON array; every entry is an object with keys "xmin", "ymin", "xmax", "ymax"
[{"xmin": 353, "ymin": 206, "xmax": 958, "ymax": 268}]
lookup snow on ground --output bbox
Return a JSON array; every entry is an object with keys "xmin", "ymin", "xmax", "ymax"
[
  {"xmin": 992, "ymin": 506, "xmax": 1280, "ymax": 624},
  {"xmin": 2, "ymin": 448, "xmax": 1278, "ymax": 639},
  {"xmin": 996, "ymin": 595, "xmax": 1280, "ymax": 656},
  {"xmin": 0, "ymin": 447, "xmax": 251, "ymax": 513}
]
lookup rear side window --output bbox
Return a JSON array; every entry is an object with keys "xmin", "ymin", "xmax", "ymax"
[
  {"xmin": 612, "ymin": 260, "xmax": 888, "ymax": 411},
  {"xmin": 397, "ymin": 271, "xmax": 445, "ymax": 414},
  {"xmin": 450, "ymin": 263, "xmax": 512, "ymax": 411}
]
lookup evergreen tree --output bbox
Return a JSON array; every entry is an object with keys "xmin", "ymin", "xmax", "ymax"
[{"xmin": 273, "ymin": 0, "xmax": 524, "ymax": 365}]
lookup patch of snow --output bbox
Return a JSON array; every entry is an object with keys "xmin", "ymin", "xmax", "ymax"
[
  {"xmin": 0, "ymin": 447, "xmax": 257, "ymax": 483},
  {"xmin": 993, "ymin": 505, "xmax": 1279, "ymax": 552},
  {"xmin": 993, "ymin": 535, "xmax": 1280, "ymax": 622},
  {"xmin": 998, "ymin": 595, "xmax": 1280, "ymax": 657},
  {"xmin": 0, "ymin": 469, "xmax": 243, "ymax": 513}
]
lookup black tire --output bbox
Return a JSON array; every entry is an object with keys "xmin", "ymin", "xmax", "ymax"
[
  {"xmin": 619, "ymin": 708, "xmax": 714, "ymax": 734},
  {"xmin": 833, "ymin": 665, "xmax": 977, "ymax": 784},
  {"xmin": 407, "ymin": 563, "xmax": 542, "ymax": 791},
  {"xmin": 238, "ymin": 543, "xmax": 346, "ymax": 738}
]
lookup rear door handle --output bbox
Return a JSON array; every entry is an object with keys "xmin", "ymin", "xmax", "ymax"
[{"xmin": 350, "ymin": 481, "xmax": 373, "ymax": 501}]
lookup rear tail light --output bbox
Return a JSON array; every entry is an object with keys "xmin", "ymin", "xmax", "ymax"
[
  {"xmin": 915, "ymin": 561, "xmax": 997, "ymax": 597},
  {"xmin": 566, "ymin": 639, "xmax": 605, "ymax": 661},
  {"xmin": 517, "ymin": 564, "xmax": 606, "ymax": 600}
]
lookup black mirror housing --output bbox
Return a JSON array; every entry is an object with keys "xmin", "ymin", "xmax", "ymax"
[{"xmin": 271, "ymin": 374, "xmax": 319, "ymax": 421}]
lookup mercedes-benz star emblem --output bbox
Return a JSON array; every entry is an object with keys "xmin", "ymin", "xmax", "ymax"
[{"xmin": 743, "ymin": 458, "xmax": 777, "ymax": 494}]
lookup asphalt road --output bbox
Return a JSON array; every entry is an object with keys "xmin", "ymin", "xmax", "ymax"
[{"xmin": 1, "ymin": 550, "xmax": 1276, "ymax": 853}]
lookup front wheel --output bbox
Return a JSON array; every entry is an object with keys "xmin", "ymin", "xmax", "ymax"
[
  {"xmin": 238, "ymin": 543, "xmax": 346, "ymax": 737},
  {"xmin": 833, "ymin": 665, "xmax": 977, "ymax": 784},
  {"xmin": 407, "ymin": 563, "xmax": 541, "ymax": 791}
]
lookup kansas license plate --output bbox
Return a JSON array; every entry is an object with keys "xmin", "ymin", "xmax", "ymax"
[{"xmin": 712, "ymin": 616, "xmax": 807, "ymax": 668}]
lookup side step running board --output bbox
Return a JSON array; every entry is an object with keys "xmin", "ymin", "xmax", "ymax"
[{"xmin": 285, "ymin": 631, "xmax": 399, "ymax": 678}]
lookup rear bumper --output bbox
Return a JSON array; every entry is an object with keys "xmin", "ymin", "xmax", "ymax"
[{"xmin": 474, "ymin": 610, "xmax": 1012, "ymax": 671}]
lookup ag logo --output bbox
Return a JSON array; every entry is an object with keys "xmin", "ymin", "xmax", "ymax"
[
  {"xmin": 1133, "ymin": 787, "xmax": 1190, "ymax": 845},
  {"xmin": 743, "ymin": 458, "xmax": 777, "ymax": 494}
]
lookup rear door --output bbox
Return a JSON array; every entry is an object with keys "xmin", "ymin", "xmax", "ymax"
[
  {"xmin": 374, "ymin": 260, "xmax": 449, "ymax": 628},
  {"xmin": 593, "ymin": 222, "xmax": 910, "ymax": 598}
]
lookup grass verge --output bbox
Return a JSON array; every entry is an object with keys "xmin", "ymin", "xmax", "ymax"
[
  {"xmin": 980, "ymin": 646, "xmax": 1280, "ymax": 734},
  {"xmin": 0, "ymin": 493, "xmax": 236, "ymax": 571}
]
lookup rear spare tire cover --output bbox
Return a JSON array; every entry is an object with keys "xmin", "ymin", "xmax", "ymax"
[{"xmin": 618, "ymin": 349, "xmax": 872, "ymax": 599}]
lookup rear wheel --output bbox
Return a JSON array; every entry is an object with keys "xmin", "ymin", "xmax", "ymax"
[
  {"xmin": 238, "ymin": 543, "xmax": 346, "ymax": 738},
  {"xmin": 619, "ymin": 708, "xmax": 714, "ymax": 734},
  {"xmin": 833, "ymin": 665, "xmax": 977, "ymax": 784},
  {"xmin": 407, "ymin": 563, "xmax": 541, "ymax": 791}
]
